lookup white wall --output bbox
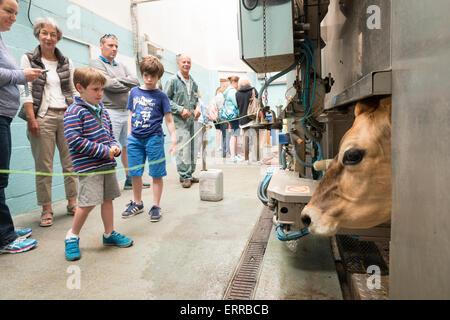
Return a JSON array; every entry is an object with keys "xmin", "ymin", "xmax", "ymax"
[
  {"xmin": 68, "ymin": 0, "xmax": 133, "ymax": 31},
  {"xmin": 138, "ymin": 0, "xmax": 252, "ymax": 71},
  {"xmin": 70, "ymin": 0, "xmax": 252, "ymax": 72}
]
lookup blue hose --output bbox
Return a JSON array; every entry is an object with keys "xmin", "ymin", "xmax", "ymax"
[
  {"xmin": 257, "ymin": 167, "xmax": 281, "ymax": 205},
  {"xmin": 276, "ymin": 224, "xmax": 310, "ymax": 241},
  {"xmin": 259, "ymin": 61, "xmax": 298, "ymax": 108},
  {"xmin": 293, "ymin": 144, "xmax": 313, "ymax": 168},
  {"xmin": 298, "ymin": 38, "xmax": 317, "ymax": 122},
  {"xmin": 281, "ymin": 148, "xmax": 287, "ymax": 170},
  {"xmin": 257, "ymin": 172, "xmax": 272, "ymax": 205}
]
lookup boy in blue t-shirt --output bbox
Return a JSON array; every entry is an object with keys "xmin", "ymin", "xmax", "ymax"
[{"xmin": 122, "ymin": 56, "xmax": 177, "ymax": 221}]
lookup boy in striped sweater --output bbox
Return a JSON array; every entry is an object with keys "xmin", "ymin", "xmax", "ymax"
[{"xmin": 63, "ymin": 66, "xmax": 133, "ymax": 261}]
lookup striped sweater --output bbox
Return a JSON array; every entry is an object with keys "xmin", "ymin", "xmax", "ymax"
[{"xmin": 64, "ymin": 96, "xmax": 119, "ymax": 173}]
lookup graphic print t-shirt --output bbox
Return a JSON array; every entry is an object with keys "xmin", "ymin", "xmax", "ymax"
[{"xmin": 127, "ymin": 87, "xmax": 171, "ymax": 138}]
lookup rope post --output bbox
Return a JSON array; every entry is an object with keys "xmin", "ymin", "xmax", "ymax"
[
  {"xmin": 201, "ymin": 125, "xmax": 207, "ymax": 171},
  {"xmin": 244, "ymin": 128, "xmax": 249, "ymax": 161},
  {"xmin": 256, "ymin": 129, "xmax": 260, "ymax": 161}
]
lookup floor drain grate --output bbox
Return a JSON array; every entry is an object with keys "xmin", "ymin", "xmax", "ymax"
[{"xmin": 224, "ymin": 207, "xmax": 274, "ymax": 300}]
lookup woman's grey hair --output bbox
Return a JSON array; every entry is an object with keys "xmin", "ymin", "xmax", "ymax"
[
  {"xmin": 33, "ymin": 17, "xmax": 63, "ymax": 41},
  {"xmin": 238, "ymin": 76, "xmax": 252, "ymax": 89}
]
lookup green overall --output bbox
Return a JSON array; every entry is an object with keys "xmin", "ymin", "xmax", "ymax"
[{"xmin": 164, "ymin": 73, "xmax": 199, "ymax": 182}]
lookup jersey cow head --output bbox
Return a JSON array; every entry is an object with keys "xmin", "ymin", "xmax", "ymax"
[{"xmin": 301, "ymin": 96, "xmax": 392, "ymax": 236}]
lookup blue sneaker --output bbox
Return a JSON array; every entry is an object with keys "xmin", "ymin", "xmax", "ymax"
[
  {"xmin": 103, "ymin": 231, "xmax": 133, "ymax": 247},
  {"xmin": 15, "ymin": 227, "xmax": 32, "ymax": 238},
  {"xmin": 122, "ymin": 200, "xmax": 144, "ymax": 219},
  {"xmin": 1, "ymin": 237, "xmax": 37, "ymax": 254},
  {"xmin": 65, "ymin": 237, "xmax": 81, "ymax": 261},
  {"xmin": 149, "ymin": 205, "xmax": 162, "ymax": 222}
]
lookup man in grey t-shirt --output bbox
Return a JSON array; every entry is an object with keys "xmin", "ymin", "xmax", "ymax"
[{"xmin": 90, "ymin": 34, "xmax": 149, "ymax": 190}]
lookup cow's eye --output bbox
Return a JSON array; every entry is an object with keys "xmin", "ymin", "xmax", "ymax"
[{"xmin": 343, "ymin": 148, "xmax": 365, "ymax": 165}]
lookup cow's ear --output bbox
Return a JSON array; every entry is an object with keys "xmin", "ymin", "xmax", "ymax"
[
  {"xmin": 354, "ymin": 103, "xmax": 369, "ymax": 117},
  {"xmin": 379, "ymin": 96, "xmax": 392, "ymax": 124},
  {"xmin": 354, "ymin": 97, "xmax": 379, "ymax": 117}
]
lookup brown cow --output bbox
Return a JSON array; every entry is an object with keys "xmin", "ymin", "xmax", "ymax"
[{"xmin": 300, "ymin": 96, "xmax": 392, "ymax": 236}]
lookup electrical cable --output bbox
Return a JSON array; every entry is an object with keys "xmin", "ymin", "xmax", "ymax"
[
  {"xmin": 27, "ymin": 0, "xmax": 33, "ymax": 26},
  {"xmin": 259, "ymin": 60, "xmax": 298, "ymax": 108},
  {"xmin": 276, "ymin": 224, "xmax": 309, "ymax": 241}
]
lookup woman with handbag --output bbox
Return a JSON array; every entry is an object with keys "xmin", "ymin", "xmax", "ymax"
[
  {"xmin": 236, "ymin": 76, "xmax": 258, "ymax": 127},
  {"xmin": 220, "ymin": 76, "xmax": 241, "ymax": 162},
  {"xmin": 20, "ymin": 17, "xmax": 78, "ymax": 227},
  {"xmin": 236, "ymin": 76, "xmax": 258, "ymax": 162}
]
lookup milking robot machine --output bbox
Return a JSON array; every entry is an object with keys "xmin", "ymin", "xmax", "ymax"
[
  {"xmin": 238, "ymin": 0, "xmax": 391, "ymax": 242},
  {"xmin": 238, "ymin": 0, "xmax": 332, "ymax": 241}
]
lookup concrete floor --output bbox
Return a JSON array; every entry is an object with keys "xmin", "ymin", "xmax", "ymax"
[
  {"xmin": 0, "ymin": 156, "xmax": 342, "ymax": 300},
  {"xmin": 254, "ymin": 232, "xmax": 343, "ymax": 300}
]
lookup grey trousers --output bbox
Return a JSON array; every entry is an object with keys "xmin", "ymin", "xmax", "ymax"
[
  {"xmin": 175, "ymin": 124, "xmax": 196, "ymax": 182},
  {"xmin": 27, "ymin": 109, "xmax": 78, "ymax": 206}
]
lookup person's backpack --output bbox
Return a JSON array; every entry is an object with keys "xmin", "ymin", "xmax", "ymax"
[
  {"xmin": 220, "ymin": 103, "xmax": 238, "ymax": 120},
  {"xmin": 220, "ymin": 91, "xmax": 239, "ymax": 121}
]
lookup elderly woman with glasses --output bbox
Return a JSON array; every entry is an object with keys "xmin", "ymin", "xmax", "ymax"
[{"xmin": 19, "ymin": 17, "xmax": 78, "ymax": 227}]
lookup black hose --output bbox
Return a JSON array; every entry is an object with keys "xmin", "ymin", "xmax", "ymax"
[
  {"xmin": 300, "ymin": 119, "xmax": 321, "ymax": 143},
  {"xmin": 27, "ymin": 0, "xmax": 33, "ymax": 26},
  {"xmin": 306, "ymin": 116, "xmax": 323, "ymax": 131},
  {"xmin": 259, "ymin": 60, "xmax": 299, "ymax": 107}
]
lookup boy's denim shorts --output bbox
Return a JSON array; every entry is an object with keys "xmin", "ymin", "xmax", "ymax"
[{"xmin": 127, "ymin": 134, "xmax": 167, "ymax": 178}]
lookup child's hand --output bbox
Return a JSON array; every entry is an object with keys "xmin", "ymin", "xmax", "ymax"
[
  {"xmin": 109, "ymin": 146, "xmax": 121, "ymax": 159},
  {"xmin": 112, "ymin": 145, "xmax": 121, "ymax": 156}
]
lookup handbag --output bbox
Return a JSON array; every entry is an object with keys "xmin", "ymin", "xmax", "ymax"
[{"xmin": 246, "ymin": 89, "xmax": 260, "ymax": 119}]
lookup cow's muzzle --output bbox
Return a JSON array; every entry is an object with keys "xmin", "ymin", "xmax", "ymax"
[{"xmin": 300, "ymin": 206, "xmax": 338, "ymax": 236}]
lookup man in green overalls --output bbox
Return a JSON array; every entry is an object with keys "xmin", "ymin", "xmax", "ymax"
[{"xmin": 164, "ymin": 55, "xmax": 201, "ymax": 188}]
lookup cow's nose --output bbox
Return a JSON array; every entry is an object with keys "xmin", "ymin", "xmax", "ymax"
[{"xmin": 301, "ymin": 214, "xmax": 311, "ymax": 227}]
